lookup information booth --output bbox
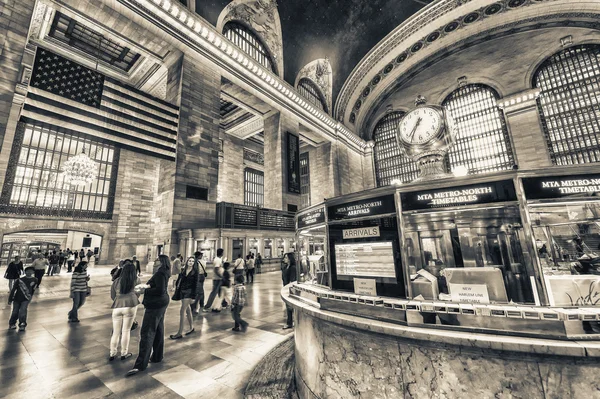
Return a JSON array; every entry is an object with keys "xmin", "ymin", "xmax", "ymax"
[{"xmin": 326, "ymin": 190, "xmax": 405, "ymax": 298}]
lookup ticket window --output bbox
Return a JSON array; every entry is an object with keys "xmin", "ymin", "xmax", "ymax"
[
  {"xmin": 232, "ymin": 239, "xmax": 244, "ymax": 260},
  {"xmin": 404, "ymin": 206, "xmax": 535, "ymax": 304},
  {"xmin": 264, "ymin": 239, "xmax": 272, "ymax": 259},
  {"xmin": 297, "ymin": 226, "xmax": 328, "ymax": 286},
  {"xmin": 197, "ymin": 240, "xmax": 216, "ymax": 263},
  {"xmin": 249, "ymin": 239, "xmax": 258, "ymax": 257},
  {"xmin": 277, "ymin": 240, "xmax": 285, "ymax": 258}
]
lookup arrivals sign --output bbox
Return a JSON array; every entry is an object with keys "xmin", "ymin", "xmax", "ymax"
[
  {"xmin": 522, "ymin": 174, "xmax": 600, "ymax": 200},
  {"xmin": 328, "ymin": 195, "xmax": 396, "ymax": 221},
  {"xmin": 401, "ymin": 180, "xmax": 517, "ymax": 211},
  {"xmin": 342, "ymin": 226, "xmax": 380, "ymax": 239},
  {"xmin": 287, "ymin": 132, "xmax": 301, "ymax": 194},
  {"xmin": 297, "ymin": 207, "xmax": 325, "ymax": 229}
]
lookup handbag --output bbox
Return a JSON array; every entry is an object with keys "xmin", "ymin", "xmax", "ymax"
[
  {"xmin": 199, "ymin": 262, "xmax": 208, "ymax": 278},
  {"xmin": 171, "ymin": 276, "xmax": 182, "ymax": 301}
]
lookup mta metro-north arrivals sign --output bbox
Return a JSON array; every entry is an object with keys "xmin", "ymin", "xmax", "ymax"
[
  {"xmin": 328, "ymin": 195, "xmax": 396, "ymax": 221},
  {"xmin": 401, "ymin": 180, "xmax": 517, "ymax": 211},
  {"xmin": 522, "ymin": 174, "xmax": 600, "ymax": 200}
]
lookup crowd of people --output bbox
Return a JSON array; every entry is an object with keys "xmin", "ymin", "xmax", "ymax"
[{"xmin": 4, "ymin": 246, "xmax": 297, "ymax": 377}]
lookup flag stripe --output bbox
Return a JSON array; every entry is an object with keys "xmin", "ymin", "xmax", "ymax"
[
  {"xmin": 25, "ymin": 94, "xmax": 177, "ymax": 144},
  {"xmin": 105, "ymin": 76, "xmax": 179, "ymax": 112},
  {"xmin": 22, "ymin": 104, "xmax": 176, "ymax": 154},
  {"xmin": 103, "ymin": 82, "xmax": 179, "ymax": 119},
  {"xmin": 101, "ymin": 93, "xmax": 178, "ymax": 126}
]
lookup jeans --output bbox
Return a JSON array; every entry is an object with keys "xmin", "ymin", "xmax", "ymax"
[
  {"xmin": 133, "ymin": 305, "xmax": 167, "ymax": 371},
  {"xmin": 231, "ymin": 305, "xmax": 248, "ymax": 330},
  {"xmin": 8, "ymin": 279, "xmax": 16, "ymax": 293},
  {"xmin": 110, "ymin": 307, "xmax": 138, "ymax": 356},
  {"xmin": 67, "ymin": 261, "xmax": 74, "ymax": 272},
  {"xmin": 286, "ymin": 306, "xmax": 293, "ymax": 327},
  {"xmin": 246, "ymin": 268, "xmax": 255, "ymax": 283},
  {"xmin": 69, "ymin": 291, "xmax": 87, "ymax": 320},
  {"xmin": 9, "ymin": 300, "xmax": 30, "ymax": 326},
  {"xmin": 34, "ymin": 270, "xmax": 44, "ymax": 288},
  {"xmin": 205, "ymin": 279, "xmax": 222, "ymax": 310},
  {"xmin": 48, "ymin": 264, "xmax": 58, "ymax": 276}
]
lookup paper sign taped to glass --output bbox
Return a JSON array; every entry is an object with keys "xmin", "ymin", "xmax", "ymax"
[
  {"xmin": 448, "ymin": 283, "xmax": 490, "ymax": 304},
  {"xmin": 442, "ymin": 267, "xmax": 508, "ymax": 303},
  {"xmin": 545, "ymin": 275, "xmax": 600, "ymax": 306}
]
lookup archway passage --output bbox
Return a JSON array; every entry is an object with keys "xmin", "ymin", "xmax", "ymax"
[{"xmin": 1, "ymin": 230, "xmax": 103, "ymax": 266}]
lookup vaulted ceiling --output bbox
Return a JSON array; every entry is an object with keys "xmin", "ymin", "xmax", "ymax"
[{"xmin": 195, "ymin": 0, "xmax": 427, "ymax": 107}]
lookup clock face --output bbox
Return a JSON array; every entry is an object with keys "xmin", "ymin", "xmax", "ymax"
[{"xmin": 399, "ymin": 107, "xmax": 442, "ymax": 145}]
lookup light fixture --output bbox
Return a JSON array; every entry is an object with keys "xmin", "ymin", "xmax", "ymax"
[
  {"xmin": 452, "ymin": 165, "xmax": 469, "ymax": 177},
  {"xmin": 390, "ymin": 178, "xmax": 403, "ymax": 186},
  {"xmin": 62, "ymin": 148, "xmax": 97, "ymax": 186}
]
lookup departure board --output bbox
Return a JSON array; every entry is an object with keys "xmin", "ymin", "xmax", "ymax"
[{"xmin": 334, "ymin": 242, "xmax": 396, "ymax": 278}]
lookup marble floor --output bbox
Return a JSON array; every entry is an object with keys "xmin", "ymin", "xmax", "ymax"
[{"xmin": 0, "ymin": 266, "xmax": 292, "ymax": 399}]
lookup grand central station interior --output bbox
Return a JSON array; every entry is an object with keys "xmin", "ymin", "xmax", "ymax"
[{"xmin": 0, "ymin": 0, "xmax": 599, "ymax": 398}]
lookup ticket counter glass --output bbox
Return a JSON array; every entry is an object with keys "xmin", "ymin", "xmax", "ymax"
[{"xmin": 296, "ymin": 206, "xmax": 329, "ymax": 286}]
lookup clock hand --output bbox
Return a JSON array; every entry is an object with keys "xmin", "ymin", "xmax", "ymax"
[{"xmin": 408, "ymin": 118, "xmax": 422, "ymax": 142}]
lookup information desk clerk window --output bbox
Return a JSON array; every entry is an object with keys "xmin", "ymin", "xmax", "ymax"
[{"xmin": 328, "ymin": 217, "xmax": 405, "ymax": 298}]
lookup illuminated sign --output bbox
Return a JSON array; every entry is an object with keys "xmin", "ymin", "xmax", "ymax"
[
  {"xmin": 328, "ymin": 195, "xmax": 396, "ymax": 221},
  {"xmin": 401, "ymin": 180, "xmax": 517, "ymax": 211},
  {"xmin": 342, "ymin": 226, "xmax": 380, "ymax": 239},
  {"xmin": 522, "ymin": 174, "xmax": 600, "ymax": 200},
  {"xmin": 297, "ymin": 207, "xmax": 325, "ymax": 229},
  {"xmin": 287, "ymin": 132, "xmax": 300, "ymax": 194}
]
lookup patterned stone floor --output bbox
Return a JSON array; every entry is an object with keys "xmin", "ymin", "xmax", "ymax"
[{"xmin": 0, "ymin": 266, "xmax": 292, "ymax": 398}]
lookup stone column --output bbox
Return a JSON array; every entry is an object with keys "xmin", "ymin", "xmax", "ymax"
[
  {"xmin": 499, "ymin": 89, "xmax": 551, "ymax": 170},
  {"xmin": 263, "ymin": 112, "xmax": 301, "ymax": 211},
  {"xmin": 363, "ymin": 141, "xmax": 376, "ymax": 190}
]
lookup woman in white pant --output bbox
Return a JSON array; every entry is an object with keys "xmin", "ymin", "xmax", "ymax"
[{"xmin": 109, "ymin": 260, "xmax": 141, "ymax": 361}]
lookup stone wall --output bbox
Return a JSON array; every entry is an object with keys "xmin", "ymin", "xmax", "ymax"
[
  {"xmin": 218, "ymin": 135, "xmax": 246, "ymax": 205},
  {"xmin": 294, "ymin": 310, "xmax": 600, "ymax": 399}
]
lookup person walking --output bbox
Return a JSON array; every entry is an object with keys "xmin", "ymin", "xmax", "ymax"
[
  {"xmin": 4, "ymin": 255, "xmax": 23, "ymax": 292},
  {"xmin": 48, "ymin": 250, "xmax": 59, "ymax": 276},
  {"xmin": 256, "ymin": 253, "xmax": 262, "ymax": 274},
  {"xmin": 68, "ymin": 261, "xmax": 90, "ymax": 322},
  {"xmin": 219, "ymin": 262, "xmax": 232, "ymax": 310},
  {"xmin": 233, "ymin": 254, "xmax": 245, "ymax": 280},
  {"xmin": 58, "ymin": 250, "xmax": 66, "ymax": 271},
  {"xmin": 170, "ymin": 254, "xmax": 182, "ymax": 291},
  {"xmin": 8, "ymin": 266, "xmax": 37, "ymax": 331},
  {"xmin": 282, "ymin": 252, "xmax": 297, "ymax": 330},
  {"xmin": 109, "ymin": 261, "xmax": 141, "ymax": 361},
  {"xmin": 126, "ymin": 254, "xmax": 171, "ymax": 377},
  {"xmin": 246, "ymin": 255, "xmax": 255, "ymax": 283},
  {"xmin": 32, "ymin": 255, "xmax": 49, "ymax": 289},
  {"xmin": 67, "ymin": 251, "xmax": 75, "ymax": 273},
  {"xmin": 79, "ymin": 249, "xmax": 85, "ymax": 264},
  {"xmin": 170, "ymin": 257, "xmax": 200, "ymax": 339},
  {"xmin": 204, "ymin": 249, "xmax": 224, "ymax": 312},
  {"xmin": 191, "ymin": 252, "xmax": 207, "ymax": 314},
  {"xmin": 86, "ymin": 249, "xmax": 93, "ymax": 263},
  {"xmin": 231, "ymin": 274, "xmax": 248, "ymax": 332},
  {"xmin": 132, "ymin": 255, "xmax": 141, "ymax": 277}
]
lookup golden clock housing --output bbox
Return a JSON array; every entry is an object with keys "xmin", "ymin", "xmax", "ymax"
[{"xmin": 396, "ymin": 96, "xmax": 458, "ymax": 181}]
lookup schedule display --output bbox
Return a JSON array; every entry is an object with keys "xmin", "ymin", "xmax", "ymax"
[{"xmin": 334, "ymin": 242, "xmax": 396, "ymax": 278}]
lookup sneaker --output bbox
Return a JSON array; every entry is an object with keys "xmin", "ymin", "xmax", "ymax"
[
  {"xmin": 211, "ymin": 309, "xmax": 221, "ymax": 313},
  {"xmin": 109, "ymin": 356, "xmax": 116, "ymax": 361},
  {"xmin": 282, "ymin": 325, "xmax": 293, "ymax": 330},
  {"xmin": 231, "ymin": 327, "xmax": 241, "ymax": 332},
  {"xmin": 125, "ymin": 368, "xmax": 140, "ymax": 377},
  {"xmin": 18, "ymin": 325, "xmax": 26, "ymax": 332},
  {"xmin": 202, "ymin": 308, "xmax": 211, "ymax": 313},
  {"xmin": 121, "ymin": 353, "xmax": 133, "ymax": 360},
  {"xmin": 8, "ymin": 325, "xmax": 16, "ymax": 330}
]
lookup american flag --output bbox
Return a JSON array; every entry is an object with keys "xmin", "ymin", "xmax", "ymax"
[{"xmin": 25, "ymin": 48, "xmax": 178, "ymax": 160}]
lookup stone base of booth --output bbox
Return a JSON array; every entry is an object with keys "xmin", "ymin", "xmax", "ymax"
[{"xmin": 286, "ymin": 287, "xmax": 600, "ymax": 399}]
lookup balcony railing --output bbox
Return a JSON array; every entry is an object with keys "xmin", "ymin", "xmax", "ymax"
[{"xmin": 216, "ymin": 202, "xmax": 295, "ymax": 231}]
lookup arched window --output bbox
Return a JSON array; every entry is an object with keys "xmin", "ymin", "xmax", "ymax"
[
  {"xmin": 443, "ymin": 84, "xmax": 515, "ymax": 175},
  {"xmin": 534, "ymin": 45, "xmax": 600, "ymax": 165},
  {"xmin": 297, "ymin": 78, "xmax": 328, "ymax": 113},
  {"xmin": 373, "ymin": 111, "xmax": 419, "ymax": 187},
  {"xmin": 223, "ymin": 21, "xmax": 276, "ymax": 74}
]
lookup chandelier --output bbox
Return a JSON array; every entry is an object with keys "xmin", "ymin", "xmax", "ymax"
[{"xmin": 62, "ymin": 148, "xmax": 97, "ymax": 186}]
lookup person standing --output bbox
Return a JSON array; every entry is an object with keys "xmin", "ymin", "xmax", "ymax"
[
  {"xmin": 86, "ymin": 249, "xmax": 93, "ymax": 263},
  {"xmin": 8, "ymin": 266, "xmax": 37, "ymax": 331},
  {"xmin": 219, "ymin": 262, "xmax": 232, "ymax": 310},
  {"xmin": 233, "ymin": 254, "xmax": 245, "ymax": 280},
  {"xmin": 68, "ymin": 261, "xmax": 90, "ymax": 322},
  {"xmin": 282, "ymin": 253, "xmax": 297, "ymax": 330},
  {"xmin": 132, "ymin": 255, "xmax": 141, "ymax": 277},
  {"xmin": 58, "ymin": 250, "xmax": 66, "ymax": 271},
  {"xmin": 48, "ymin": 250, "xmax": 59, "ymax": 276},
  {"xmin": 32, "ymin": 255, "xmax": 49, "ymax": 289},
  {"xmin": 109, "ymin": 261, "xmax": 141, "ymax": 361},
  {"xmin": 204, "ymin": 249, "xmax": 224, "ymax": 312},
  {"xmin": 79, "ymin": 249, "xmax": 85, "ymax": 264},
  {"xmin": 192, "ymin": 252, "xmax": 207, "ymax": 314},
  {"xmin": 67, "ymin": 251, "xmax": 75, "ymax": 273},
  {"xmin": 126, "ymin": 254, "xmax": 171, "ymax": 377},
  {"xmin": 246, "ymin": 255, "xmax": 255, "ymax": 283},
  {"xmin": 4, "ymin": 255, "xmax": 23, "ymax": 292},
  {"xmin": 170, "ymin": 257, "xmax": 200, "ymax": 339},
  {"xmin": 256, "ymin": 253, "xmax": 263, "ymax": 274},
  {"xmin": 231, "ymin": 274, "xmax": 248, "ymax": 332}
]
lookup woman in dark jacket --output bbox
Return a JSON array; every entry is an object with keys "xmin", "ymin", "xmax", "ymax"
[
  {"xmin": 169, "ymin": 257, "xmax": 199, "ymax": 339},
  {"xmin": 282, "ymin": 252, "xmax": 297, "ymax": 330},
  {"xmin": 126, "ymin": 254, "xmax": 171, "ymax": 377}
]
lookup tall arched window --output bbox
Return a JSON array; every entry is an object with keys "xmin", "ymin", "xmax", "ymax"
[
  {"xmin": 373, "ymin": 111, "xmax": 419, "ymax": 187},
  {"xmin": 223, "ymin": 21, "xmax": 276, "ymax": 74},
  {"xmin": 297, "ymin": 78, "xmax": 328, "ymax": 113},
  {"xmin": 443, "ymin": 84, "xmax": 515, "ymax": 175},
  {"xmin": 534, "ymin": 45, "xmax": 600, "ymax": 165}
]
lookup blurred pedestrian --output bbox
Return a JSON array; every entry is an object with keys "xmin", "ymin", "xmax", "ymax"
[{"xmin": 4, "ymin": 255, "xmax": 23, "ymax": 292}]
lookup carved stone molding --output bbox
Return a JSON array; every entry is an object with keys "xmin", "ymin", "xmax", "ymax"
[{"xmin": 295, "ymin": 58, "xmax": 333, "ymax": 114}]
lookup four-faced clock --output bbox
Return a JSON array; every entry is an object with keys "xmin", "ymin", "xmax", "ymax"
[{"xmin": 398, "ymin": 106, "xmax": 444, "ymax": 146}]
